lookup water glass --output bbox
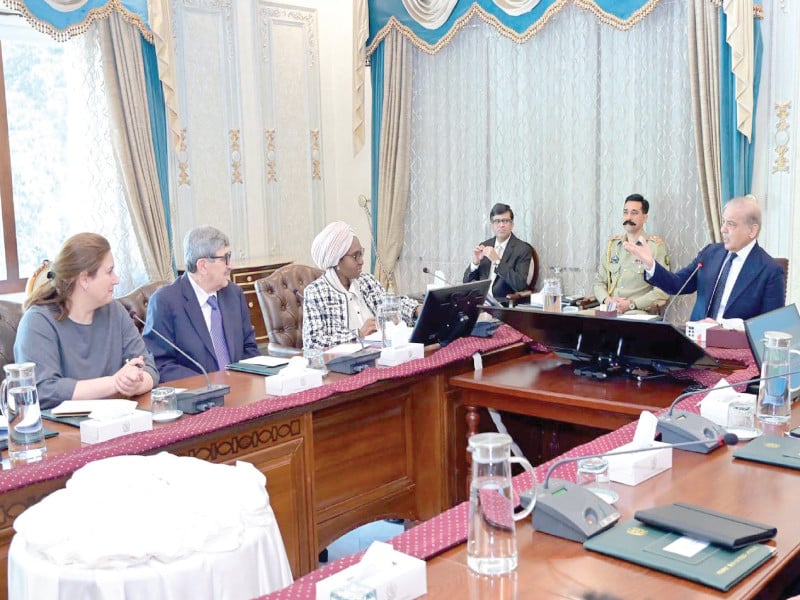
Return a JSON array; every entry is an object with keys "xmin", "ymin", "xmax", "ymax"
[
  {"xmin": 542, "ymin": 278, "xmax": 562, "ymax": 313},
  {"xmin": 0, "ymin": 362, "xmax": 47, "ymax": 467},
  {"xmin": 378, "ymin": 293, "xmax": 401, "ymax": 346},
  {"xmin": 577, "ymin": 457, "xmax": 617, "ymax": 504},
  {"xmin": 150, "ymin": 387, "xmax": 181, "ymax": 423},
  {"xmin": 727, "ymin": 399, "xmax": 759, "ymax": 439},
  {"xmin": 303, "ymin": 347, "xmax": 328, "ymax": 375}
]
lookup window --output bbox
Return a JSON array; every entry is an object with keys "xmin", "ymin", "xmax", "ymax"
[{"xmin": 0, "ymin": 13, "xmax": 147, "ymax": 294}]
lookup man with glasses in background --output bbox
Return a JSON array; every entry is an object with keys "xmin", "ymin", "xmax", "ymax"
[
  {"xmin": 144, "ymin": 225, "xmax": 259, "ymax": 381},
  {"xmin": 463, "ymin": 203, "xmax": 535, "ymax": 303}
]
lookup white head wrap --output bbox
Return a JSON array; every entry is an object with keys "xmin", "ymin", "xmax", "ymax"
[{"xmin": 311, "ymin": 222, "xmax": 355, "ymax": 270}]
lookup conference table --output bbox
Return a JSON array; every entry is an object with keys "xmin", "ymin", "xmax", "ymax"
[
  {"xmin": 0, "ymin": 327, "xmax": 528, "ymax": 599},
  {"xmin": 266, "ymin": 344, "xmax": 800, "ymax": 599}
]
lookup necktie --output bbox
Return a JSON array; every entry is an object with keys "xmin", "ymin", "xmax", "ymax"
[
  {"xmin": 707, "ymin": 252, "xmax": 737, "ymax": 319},
  {"xmin": 207, "ymin": 295, "xmax": 231, "ymax": 369},
  {"xmin": 489, "ymin": 244, "xmax": 504, "ymax": 297}
]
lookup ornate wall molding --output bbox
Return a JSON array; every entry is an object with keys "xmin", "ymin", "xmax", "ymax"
[{"xmin": 772, "ymin": 102, "xmax": 791, "ymax": 174}]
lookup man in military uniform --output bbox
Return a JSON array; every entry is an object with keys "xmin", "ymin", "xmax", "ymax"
[{"xmin": 593, "ymin": 193, "xmax": 670, "ymax": 314}]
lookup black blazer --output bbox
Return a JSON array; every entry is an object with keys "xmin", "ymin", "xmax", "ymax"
[{"xmin": 463, "ymin": 233, "xmax": 534, "ymax": 299}]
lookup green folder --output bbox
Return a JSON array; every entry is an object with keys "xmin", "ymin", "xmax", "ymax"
[
  {"xmin": 732, "ymin": 434, "xmax": 800, "ymax": 469},
  {"xmin": 584, "ymin": 519, "xmax": 776, "ymax": 592},
  {"xmin": 226, "ymin": 361, "xmax": 287, "ymax": 376}
]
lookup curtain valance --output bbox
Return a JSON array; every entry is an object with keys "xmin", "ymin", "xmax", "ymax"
[
  {"xmin": 367, "ymin": 0, "xmax": 761, "ymax": 56},
  {"xmin": 0, "ymin": 0, "xmax": 150, "ymax": 42}
]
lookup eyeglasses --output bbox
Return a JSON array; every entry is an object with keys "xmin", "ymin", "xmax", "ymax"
[
  {"xmin": 204, "ymin": 252, "xmax": 232, "ymax": 265},
  {"xmin": 343, "ymin": 250, "xmax": 365, "ymax": 262},
  {"xmin": 492, "ymin": 218, "xmax": 513, "ymax": 225}
]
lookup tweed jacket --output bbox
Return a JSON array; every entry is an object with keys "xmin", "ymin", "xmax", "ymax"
[{"xmin": 302, "ymin": 272, "xmax": 417, "ymax": 350}]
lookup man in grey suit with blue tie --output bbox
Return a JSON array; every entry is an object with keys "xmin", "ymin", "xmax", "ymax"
[
  {"xmin": 625, "ymin": 196, "xmax": 785, "ymax": 322},
  {"xmin": 144, "ymin": 226, "xmax": 259, "ymax": 382}
]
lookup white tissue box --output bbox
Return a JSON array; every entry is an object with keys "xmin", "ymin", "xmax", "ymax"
[
  {"xmin": 685, "ymin": 321, "xmax": 717, "ymax": 347},
  {"xmin": 378, "ymin": 343, "xmax": 424, "ymax": 366},
  {"xmin": 606, "ymin": 441, "xmax": 672, "ymax": 486},
  {"xmin": 80, "ymin": 409, "xmax": 153, "ymax": 444},
  {"xmin": 265, "ymin": 369, "xmax": 323, "ymax": 396},
  {"xmin": 315, "ymin": 544, "xmax": 427, "ymax": 600},
  {"xmin": 700, "ymin": 392, "xmax": 756, "ymax": 427}
]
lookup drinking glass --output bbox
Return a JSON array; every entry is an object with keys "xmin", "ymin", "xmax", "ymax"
[
  {"xmin": 577, "ymin": 457, "xmax": 618, "ymax": 504},
  {"xmin": 727, "ymin": 399, "xmax": 759, "ymax": 439},
  {"xmin": 150, "ymin": 387, "xmax": 182, "ymax": 423},
  {"xmin": 303, "ymin": 347, "xmax": 328, "ymax": 375},
  {"xmin": 542, "ymin": 278, "xmax": 562, "ymax": 313}
]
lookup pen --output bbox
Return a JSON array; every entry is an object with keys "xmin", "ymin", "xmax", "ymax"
[{"xmin": 125, "ymin": 358, "xmax": 145, "ymax": 369}]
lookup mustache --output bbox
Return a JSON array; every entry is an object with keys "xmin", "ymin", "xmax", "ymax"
[{"xmin": 623, "ymin": 220, "xmax": 636, "ymax": 227}]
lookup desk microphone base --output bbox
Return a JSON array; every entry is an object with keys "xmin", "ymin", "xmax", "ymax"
[
  {"xmin": 656, "ymin": 411, "xmax": 726, "ymax": 454},
  {"xmin": 176, "ymin": 384, "xmax": 229, "ymax": 414}
]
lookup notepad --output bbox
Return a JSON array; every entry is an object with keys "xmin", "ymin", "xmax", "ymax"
[
  {"xmin": 50, "ymin": 399, "xmax": 137, "ymax": 417},
  {"xmin": 235, "ymin": 355, "xmax": 290, "ymax": 368}
]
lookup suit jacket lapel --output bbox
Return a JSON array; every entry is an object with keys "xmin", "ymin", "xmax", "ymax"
[
  {"xmin": 180, "ymin": 275, "xmax": 217, "ymax": 360},
  {"xmin": 217, "ymin": 288, "xmax": 238, "ymax": 361}
]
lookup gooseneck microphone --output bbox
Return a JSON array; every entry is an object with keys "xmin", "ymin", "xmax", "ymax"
[
  {"xmin": 425, "ymin": 266, "xmax": 501, "ymax": 308},
  {"xmin": 660, "ymin": 261, "xmax": 703, "ymax": 323},
  {"xmin": 133, "ymin": 313, "xmax": 230, "ymax": 414},
  {"xmin": 657, "ymin": 367, "xmax": 800, "ymax": 454},
  {"xmin": 531, "ymin": 433, "xmax": 739, "ymax": 543}
]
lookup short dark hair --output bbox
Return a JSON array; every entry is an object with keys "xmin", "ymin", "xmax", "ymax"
[
  {"xmin": 490, "ymin": 203, "xmax": 514, "ymax": 220},
  {"xmin": 624, "ymin": 193, "xmax": 649, "ymax": 214}
]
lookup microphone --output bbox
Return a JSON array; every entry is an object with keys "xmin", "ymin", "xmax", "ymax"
[
  {"xmin": 424, "ymin": 267, "xmax": 501, "ymax": 308},
  {"xmin": 657, "ymin": 367, "xmax": 800, "ymax": 453},
  {"xmin": 529, "ymin": 433, "xmax": 739, "ymax": 543},
  {"xmin": 134, "ymin": 313, "xmax": 230, "ymax": 414},
  {"xmin": 660, "ymin": 261, "xmax": 702, "ymax": 323}
]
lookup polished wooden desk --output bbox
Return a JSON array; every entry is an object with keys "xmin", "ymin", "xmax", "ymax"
[
  {"xmin": 0, "ymin": 342, "xmax": 526, "ymax": 599},
  {"xmin": 423, "ymin": 425, "xmax": 800, "ymax": 599},
  {"xmin": 451, "ymin": 353, "xmax": 690, "ymax": 464}
]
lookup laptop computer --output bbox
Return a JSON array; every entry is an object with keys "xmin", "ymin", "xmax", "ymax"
[{"xmin": 744, "ymin": 303, "xmax": 800, "ymax": 398}]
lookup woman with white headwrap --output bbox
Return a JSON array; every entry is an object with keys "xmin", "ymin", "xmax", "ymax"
[{"xmin": 302, "ymin": 222, "xmax": 419, "ymax": 350}]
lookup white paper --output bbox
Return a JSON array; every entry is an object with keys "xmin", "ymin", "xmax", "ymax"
[
  {"xmin": 617, "ymin": 314, "xmax": 659, "ymax": 321},
  {"xmin": 663, "ymin": 536, "xmax": 709, "ymax": 557},
  {"xmin": 719, "ymin": 318, "xmax": 745, "ymax": 331},
  {"xmin": 363, "ymin": 331, "xmax": 383, "ymax": 342},
  {"xmin": 51, "ymin": 399, "xmax": 137, "ymax": 417},
  {"xmin": 326, "ymin": 343, "xmax": 364, "ymax": 356},
  {"xmin": 237, "ymin": 355, "xmax": 289, "ymax": 367}
]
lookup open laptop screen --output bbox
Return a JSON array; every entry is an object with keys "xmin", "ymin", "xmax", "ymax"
[{"xmin": 744, "ymin": 304, "xmax": 800, "ymax": 395}]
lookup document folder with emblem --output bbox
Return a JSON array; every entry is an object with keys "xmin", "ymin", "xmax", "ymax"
[{"xmin": 633, "ymin": 502, "xmax": 776, "ymax": 550}]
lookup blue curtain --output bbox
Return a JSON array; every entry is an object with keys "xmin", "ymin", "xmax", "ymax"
[
  {"xmin": 140, "ymin": 36, "xmax": 175, "ymax": 273},
  {"xmin": 719, "ymin": 13, "xmax": 763, "ymax": 205},
  {"xmin": 370, "ymin": 43, "xmax": 386, "ymax": 274},
  {"xmin": 368, "ymin": 0, "xmax": 656, "ymax": 47}
]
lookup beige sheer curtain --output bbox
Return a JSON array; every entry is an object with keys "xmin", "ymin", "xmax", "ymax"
[
  {"xmin": 688, "ymin": 0, "xmax": 723, "ymax": 242},
  {"xmin": 97, "ymin": 12, "xmax": 174, "ymax": 282},
  {"xmin": 375, "ymin": 30, "xmax": 413, "ymax": 290}
]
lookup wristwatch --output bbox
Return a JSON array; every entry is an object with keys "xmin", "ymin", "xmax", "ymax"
[{"xmin": 629, "ymin": 301, "xmax": 637, "ymax": 311}]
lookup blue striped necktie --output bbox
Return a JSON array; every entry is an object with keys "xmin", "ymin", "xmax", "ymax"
[
  {"xmin": 207, "ymin": 295, "xmax": 231, "ymax": 369},
  {"xmin": 707, "ymin": 252, "xmax": 736, "ymax": 319}
]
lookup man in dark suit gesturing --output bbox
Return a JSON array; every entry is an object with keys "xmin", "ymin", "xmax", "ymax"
[
  {"xmin": 463, "ymin": 203, "xmax": 535, "ymax": 302},
  {"xmin": 144, "ymin": 226, "xmax": 259, "ymax": 381},
  {"xmin": 624, "ymin": 196, "xmax": 784, "ymax": 321}
]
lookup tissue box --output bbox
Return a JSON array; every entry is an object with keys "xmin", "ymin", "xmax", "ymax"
[
  {"xmin": 80, "ymin": 409, "xmax": 153, "ymax": 444},
  {"xmin": 265, "ymin": 369, "xmax": 323, "ymax": 396},
  {"xmin": 606, "ymin": 441, "xmax": 672, "ymax": 486},
  {"xmin": 594, "ymin": 308, "xmax": 617, "ymax": 319},
  {"xmin": 378, "ymin": 343, "xmax": 424, "ymax": 366},
  {"xmin": 315, "ymin": 545, "xmax": 426, "ymax": 600},
  {"xmin": 701, "ymin": 392, "xmax": 756, "ymax": 427},
  {"xmin": 707, "ymin": 326, "xmax": 749, "ymax": 349},
  {"xmin": 685, "ymin": 321, "xmax": 717, "ymax": 346}
]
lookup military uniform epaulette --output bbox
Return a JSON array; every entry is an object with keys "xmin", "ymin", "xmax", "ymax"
[{"xmin": 609, "ymin": 234, "xmax": 624, "ymax": 241}]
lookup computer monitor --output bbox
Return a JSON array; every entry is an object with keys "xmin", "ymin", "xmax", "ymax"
[
  {"xmin": 482, "ymin": 306, "xmax": 718, "ymax": 375},
  {"xmin": 744, "ymin": 303, "xmax": 800, "ymax": 396},
  {"xmin": 410, "ymin": 279, "xmax": 492, "ymax": 346}
]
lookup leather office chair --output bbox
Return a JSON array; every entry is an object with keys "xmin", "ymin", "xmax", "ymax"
[
  {"xmin": 505, "ymin": 247, "xmax": 540, "ymax": 307},
  {"xmin": 117, "ymin": 280, "xmax": 171, "ymax": 331},
  {"xmin": 776, "ymin": 257, "xmax": 789, "ymax": 301},
  {"xmin": 255, "ymin": 264, "xmax": 323, "ymax": 356},
  {"xmin": 0, "ymin": 300, "xmax": 24, "ymax": 383}
]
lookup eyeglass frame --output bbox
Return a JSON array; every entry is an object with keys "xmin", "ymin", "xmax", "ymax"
[
  {"xmin": 491, "ymin": 217, "xmax": 513, "ymax": 225},
  {"xmin": 203, "ymin": 252, "xmax": 232, "ymax": 265},
  {"xmin": 341, "ymin": 250, "xmax": 365, "ymax": 262}
]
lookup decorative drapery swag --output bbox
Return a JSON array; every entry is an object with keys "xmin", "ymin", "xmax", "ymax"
[
  {"xmin": 0, "ymin": 0, "xmax": 151, "ymax": 42},
  {"xmin": 367, "ymin": 0, "xmax": 762, "ymax": 55}
]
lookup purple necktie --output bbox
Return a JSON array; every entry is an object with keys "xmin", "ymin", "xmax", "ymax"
[{"xmin": 207, "ymin": 295, "xmax": 231, "ymax": 369}]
